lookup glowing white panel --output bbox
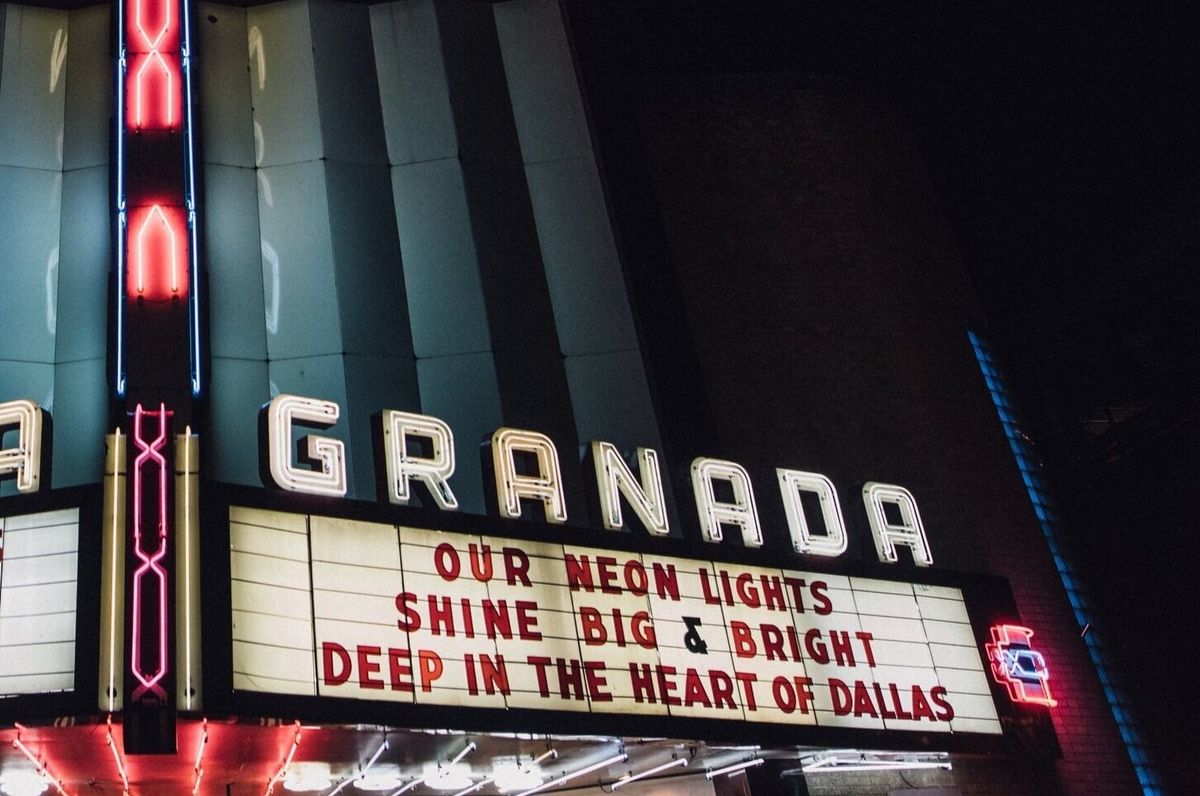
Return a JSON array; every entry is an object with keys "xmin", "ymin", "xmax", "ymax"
[
  {"xmin": 0, "ymin": 508, "xmax": 78, "ymax": 695},
  {"xmin": 382, "ymin": 410, "xmax": 458, "ymax": 510},
  {"xmin": 591, "ymin": 442, "xmax": 668, "ymax": 536},
  {"xmin": 862, "ymin": 483, "xmax": 933, "ymax": 567},
  {"xmin": 776, "ymin": 469, "xmax": 847, "ymax": 557},
  {"xmin": 491, "ymin": 428, "xmax": 567, "ymax": 524},
  {"xmin": 230, "ymin": 508, "xmax": 1001, "ymax": 735},
  {"xmin": 266, "ymin": 394, "xmax": 347, "ymax": 497},
  {"xmin": 229, "ymin": 507, "xmax": 315, "ymax": 695},
  {"xmin": 690, "ymin": 458, "xmax": 762, "ymax": 547},
  {"xmin": 0, "ymin": 400, "xmax": 45, "ymax": 493}
]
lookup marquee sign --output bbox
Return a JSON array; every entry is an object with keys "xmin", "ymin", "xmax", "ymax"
[{"xmin": 230, "ymin": 506, "xmax": 1003, "ymax": 737}]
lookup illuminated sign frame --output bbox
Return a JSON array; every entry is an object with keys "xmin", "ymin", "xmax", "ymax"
[
  {"xmin": 202, "ymin": 484, "xmax": 1060, "ymax": 758},
  {"xmin": 0, "ymin": 487, "xmax": 104, "ymax": 724}
]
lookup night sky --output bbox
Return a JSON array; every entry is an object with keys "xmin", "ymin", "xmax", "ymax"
[{"xmin": 567, "ymin": 2, "xmax": 1200, "ymax": 791}]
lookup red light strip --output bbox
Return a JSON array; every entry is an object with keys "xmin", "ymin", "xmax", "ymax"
[
  {"xmin": 265, "ymin": 722, "xmax": 302, "ymax": 796},
  {"xmin": 192, "ymin": 718, "xmax": 208, "ymax": 795},
  {"xmin": 131, "ymin": 403, "xmax": 170, "ymax": 700},
  {"xmin": 106, "ymin": 716, "xmax": 132, "ymax": 795},
  {"xmin": 12, "ymin": 724, "xmax": 70, "ymax": 796}
]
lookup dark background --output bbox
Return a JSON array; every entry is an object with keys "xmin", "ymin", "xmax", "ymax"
[{"xmin": 566, "ymin": 2, "xmax": 1200, "ymax": 793}]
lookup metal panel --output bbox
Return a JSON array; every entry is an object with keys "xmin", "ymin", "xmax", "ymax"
[
  {"xmin": 199, "ymin": 3, "xmax": 255, "ymax": 169},
  {"xmin": 246, "ymin": 0, "xmax": 322, "ymax": 168},
  {"xmin": 257, "ymin": 160, "xmax": 341, "ymax": 359},
  {"xmin": 0, "ymin": 6, "xmax": 67, "ymax": 171},
  {"xmin": 50, "ymin": 357, "xmax": 105, "ymax": 488},
  {"xmin": 209, "ymin": 357, "xmax": 269, "ymax": 487},
  {"xmin": 0, "ymin": 165, "xmax": 62, "ymax": 363},
  {"xmin": 62, "ymin": 4, "xmax": 110, "ymax": 171},
  {"xmin": 206, "ymin": 163, "xmax": 267, "ymax": 360},
  {"xmin": 55, "ymin": 164, "xmax": 108, "ymax": 362}
]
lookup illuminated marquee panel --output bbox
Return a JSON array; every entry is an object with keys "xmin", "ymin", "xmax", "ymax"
[
  {"xmin": 230, "ymin": 507, "xmax": 1002, "ymax": 736},
  {"xmin": 0, "ymin": 509, "xmax": 79, "ymax": 696}
]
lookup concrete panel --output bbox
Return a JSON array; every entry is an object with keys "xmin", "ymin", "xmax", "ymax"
[
  {"xmin": 55, "ymin": 164, "xmax": 107, "ymax": 362},
  {"xmin": 246, "ymin": 0, "xmax": 322, "ymax": 167},
  {"xmin": 309, "ymin": 0, "xmax": 388, "ymax": 165},
  {"xmin": 0, "ymin": 6, "xmax": 67, "ymax": 171},
  {"xmin": 209, "ymin": 356, "xmax": 269, "ymax": 486},
  {"xmin": 324, "ymin": 161, "xmax": 413, "ymax": 358},
  {"xmin": 50, "ymin": 357, "xmax": 105, "ymax": 487},
  {"xmin": 494, "ymin": 0, "xmax": 591, "ymax": 164},
  {"xmin": 0, "ymin": 166, "xmax": 62, "ymax": 363},
  {"xmin": 391, "ymin": 158, "xmax": 490, "ymax": 358},
  {"xmin": 267, "ymin": 354, "xmax": 353, "ymax": 495},
  {"xmin": 525, "ymin": 156, "xmax": 638, "ymax": 355},
  {"xmin": 416, "ymin": 352, "xmax": 504, "ymax": 514},
  {"xmin": 257, "ymin": 160, "xmax": 341, "ymax": 359},
  {"xmin": 199, "ymin": 3, "xmax": 255, "ymax": 169},
  {"xmin": 369, "ymin": 0, "xmax": 456, "ymax": 166},
  {"xmin": 62, "ymin": 4, "xmax": 109, "ymax": 171},
  {"xmin": 206, "ymin": 163, "xmax": 267, "ymax": 359}
]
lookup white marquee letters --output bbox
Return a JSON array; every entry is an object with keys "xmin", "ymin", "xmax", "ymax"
[
  {"xmin": 266, "ymin": 394, "xmax": 347, "ymax": 497},
  {"xmin": 777, "ymin": 469, "xmax": 847, "ymax": 557},
  {"xmin": 491, "ymin": 428, "xmax": 567, "ymax": 524},
  {"xmin": 0, "ymin": 399, "xmax": 44, "ymax": 493},
  {"xmin": 381, "ymin": 410, "xmax": 458, "ymax": 510},
  {"xmin": 591, "ymin": 442, "xmax": 669, "ymax": 536},
  {"xmin": 690, "ymin": 457, "xmax": 763, "ymax": 547},
  {"xmin": 863, "ymin": 482, "xmax": 933, "ymax": 566}
]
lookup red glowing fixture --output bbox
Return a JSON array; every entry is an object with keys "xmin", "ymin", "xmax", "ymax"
[
  {"xmin": 131, "ymin": 403, "xmax": 171, "ymax": 700},
  {"xmin": 986, "ymin": 624, "xmax": 1057, "ymax": 707},
  {"xmin": 126, "ymin": 0, "xmax": 180, "ymax": 130},
  {"xmin": 128, "ymin": 204, "xmax": 187, "ymax": 300}
]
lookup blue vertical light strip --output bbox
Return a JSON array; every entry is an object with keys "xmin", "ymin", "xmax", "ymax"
[
  {"xmin": 115, "ymin": 0, "xmax": 127, "ymax": 396},
  {"xmin": 968, "ymin": 330, "xmax": 1162, "ymax": 795},
  {"xmin": 181, "ymin": 0, "xmax": 202, "ymax": 395}
]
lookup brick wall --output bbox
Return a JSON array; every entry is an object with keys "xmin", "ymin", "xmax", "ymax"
[{"xmin": 614, "ymin": 72, "xmax": 1141, "ymax": 795}]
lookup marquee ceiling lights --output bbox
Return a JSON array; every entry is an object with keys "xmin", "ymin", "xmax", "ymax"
[
  {"xmin": 451, "ymin": 748, "xmax": 558, "ymax": 796},
  {"xmin": 704, "ymin": 758, "xmax": 762, "ymax": 780},
  {"xmin": 610, "ymin": 756, "xmax": 688, "ymax": 789},
  {"xmin": 513, "ymin": 752, "xmax": 628, "ymax": 796},
  {"xmin": 798, "ymin": 750, "xmax": 951, "ymax": 774},
  {"xmin": 327, "ymin": 739, "xmax": 389, "ymax": 794}
]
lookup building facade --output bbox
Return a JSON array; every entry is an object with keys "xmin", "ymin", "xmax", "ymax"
[{"xmin": 0, "ymin": 1, "xmax": 1151, "ymax": 793}]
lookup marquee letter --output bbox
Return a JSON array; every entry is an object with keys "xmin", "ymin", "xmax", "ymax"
[
  {"xmin": 591, "ymin": 442, "xmax": 669, "ymax": 536},
  {"xmin": 0, "ymin": 399, "xmax": 44, "ymax": 493},
  {"xmin": 690, "ymin": 457, "xmax": 762, "ymax": 547},
  {"xmin": 777, "ymin": 469, "xmax": 847, "ymax": 556},
  {"xmin": 381, "ymin": 410, "xmax": 458, "ymax": 510},
  {"xmin": 266, "ymin": 394, "xmax": 347, "ymax": 497},
  {"xmin": 862, "ymin": 482, "xmax": 933, "ymax": 566},
  {"xmin": 491, "ymin": 428, "xmax": 567, "ymax": 524}
]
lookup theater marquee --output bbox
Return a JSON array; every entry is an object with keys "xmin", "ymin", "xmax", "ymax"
[{"xmin": 230, "ymin": 507, "xmax": 1002, "ymax": 736}]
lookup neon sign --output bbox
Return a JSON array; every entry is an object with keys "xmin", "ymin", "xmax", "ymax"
[
  {"xmin": 986, "ymin": 624, "xmax": 1056, "ymax": 707},
  {"xmin": 130, "ymin": 404, "xmax": 171, "ymax": 700},
  {"xmin": 126, "ymin": 0, "xmax": 180, "ymax": 131}
]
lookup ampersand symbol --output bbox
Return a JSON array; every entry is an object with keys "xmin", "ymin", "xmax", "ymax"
[{"xmin": 682, "ymin": 616, "xmax": 708, "ymax": 654}]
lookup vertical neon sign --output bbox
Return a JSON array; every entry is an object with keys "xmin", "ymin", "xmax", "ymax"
[{"xmin": 109, "ymin": 0, "xmax": 203, "ymax": 752}]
